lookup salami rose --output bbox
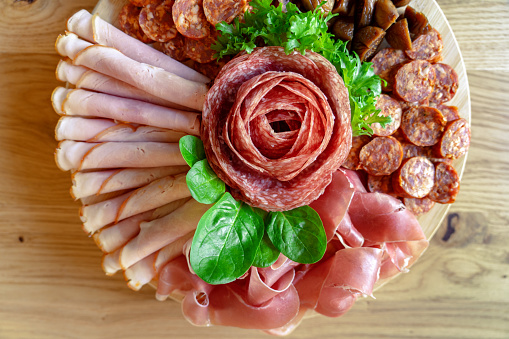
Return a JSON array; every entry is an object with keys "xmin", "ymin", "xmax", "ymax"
[{"xmin": 202, "ymin": 47, "xmax": 352, "ymax": 211}]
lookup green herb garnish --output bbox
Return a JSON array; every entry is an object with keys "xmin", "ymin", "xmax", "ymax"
[{"xmin": 212, "ymin": 0, "xmax": 391, "ymax": 136}]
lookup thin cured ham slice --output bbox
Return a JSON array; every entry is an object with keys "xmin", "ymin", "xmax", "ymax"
[
  {"xmin": 56, "ymin": 58, "xmax": 88, "ymax": 83},
  {"xmin": 71, "ymin": 44, "xmax": 208, "ymax": 111},
  {"xmin": 247, "ymin": 264, "xmax": 296, "ymax": 306},
  {"xmin": 57, "ymin": 89, "xmax": 200, "ymax": 135},
  {"xmin": 55, "ymin": 117, "xmax": 187, "ymax": 143},
  {"xmin": 80, "ymin": 174, "xmax": 191, "ymax": 234},
  {"xmin": 71, "ymin": 166, "xmax": 188, "ymax": 199},
  {"xmin": 124, "ymin": 253, "xmax": 157, "ymax": 291},
  {"xmin": 55, "ymin": 141, "xmax": 185, "ymax": 172},
  {"xmin": 119, "ymin": 199, "xmax": 211, "ymax": 269},
  {"xmin": 66, "ymin": 9, "xmax": 209, "ymax": 83}
]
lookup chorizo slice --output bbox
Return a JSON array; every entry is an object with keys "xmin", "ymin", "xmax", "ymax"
[
  {"xmin": 429, "ymin": 63, "xmax": 459, "ymax": 105},
  {"xmin": 403, "ymin": 197, "xmax": 435, "ymax": 216},
  {"xmin": 435, "ymin": 104, "xmax": 460, "ymax": 122},
  {"xmin": 118, "ymin": 3, "xmax": 154, "ymax": 43},
  {"xmin": 367, "ymin": 174, "xmax": 393, "ymax": 194},
  {"xmin": 428, "ymin": 162, "xmax": 460, "ymax": 203},
  {"xmin": 405, "ymin": 28, "xmax": 443, "ymax": 63},
  {"xmin": 371, "ymin": 48, "xmax": 408, "ymax": 92},
  {"xmin": 392, "ymin": 156, "xmax": 435, "ymax": 198},
  {"xmin": 359, "ymin": 136, "xmax": 403, "ymax": 176},
  {"xmin": 393, "ymin": 60, "xmax": 436, "ymax": 103},
  {"xmin": 433, "ymin": 118, "xmax": 471, "ymax": 159},
  {"xmin": 160, "ymin": 33, "xmax": 187, "ymax": 61},
  {"xmin": 400, "ymin": 106, "xmax": 446, "ymax": 146},
  {"xmin": 130, "ymin": 0, "xmax": 159, "ymax": 6},
  {"xmin": 372, "ymin": 94, "xmax": 402, "ymax": 136},
  {"xmin": 139, "ymin": 0, "xmax": 178, "ymax": 42},
  {"xmin": 184, "ymin": 30, "xmax": 218, "ymax": 63},
  {"xmin": 398, "ymin": 97, "xmax": 429, "ymax": 111},
  {"xmin": 203, "ymin": 0, "xmax": 247, "ymax": 26},
  {"xmin": 401, "ymin": 141, "xmax": 430, "ymax": 160},
  {"xmin": 172, "ymin": 0, "xmax": 210, "ymax": 39},
  {"xmin": 342, "ymin": 135, "xmax": 371, "ymax": 170}
]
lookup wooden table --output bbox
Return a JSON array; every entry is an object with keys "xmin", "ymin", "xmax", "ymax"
[{"xmin": 1, "ymin": 1, "xmax": 508, "ymax": 338}]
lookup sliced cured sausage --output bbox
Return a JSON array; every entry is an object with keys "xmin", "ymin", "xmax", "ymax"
[
  {"xmin": 184, "ymin": 30, "xmax": 217, "ymax": 63},
  {"xmin": 130, "ymin": 0, "xmax": 159, "ymax": 6},
  {"xmin": 118, "ymin": 3, "xmax": 153, "ymax": 43},
  {"xmin": 367, "ymin": 174, "xmax": 393, "ymax": 194},
  {"xmin": 405, "ymin": 28, "xmax": 443, "ymax": 63},
  {"xmin": 172, "ymin": 0, "xmax": 211, "ymax": 39},
  {"xmin": 434, "ymin": 104, "xmax": 460, "ymax": 122},
  {"xmin": 428, "ymin": 162, "xmax": 460, "ymax": 203},
  {"xmin": 342, "ymin": 135, "xmax": 370, "ymax": 170},
  {"xmin": 370, "ymin": 48, "xmax": 408, "ymax": 92},
  {"xmin": 403, "ymin": 197, "xmax": 435, "ymax": 216},
  {"xmin": 372, "ymin": 94, "xmax": 402, "ymax": 136},
  {"xmin": 139, "ymin": 0, "xmax": 178, "ymax": 42},
  {"xmin": 359, "ymin": 136, "xmax": 403, "ymax": 176},
  {"xmin": 393, "ymin": 60, "xmax": 436, "ymax": 103},
  {"xmin": 400, "ymin": 106, "xmax": 446, "ymax": 146},
  {"xmin": 433, "ymin": 118, "xmax": 471, "ymax": 159},
  {"xmin": 203, "ymin": 0, "xmax": 246, "ymax": 26},
  {"xmin": 401, "ymin": 141, "xmax": 430, "ymax": 160},
  {"xmin": 160, "ymin": 34, "xmax": 187, "ymax": 61},
  {"xmin": 392, "ymin": 156, "xmax": 434, "ymax": 198},
  {"xmin": 429, "ymin": 63, "xmax": 459, "ymax": 105}
]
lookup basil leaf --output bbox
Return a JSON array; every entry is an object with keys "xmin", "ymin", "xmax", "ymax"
[
  {"xmin": 266, "ymin": 206, "xmax": 326, "ymax": 264},
  {"xmin": 253, "ymin": 231, "xmax": 280, "ymax": 268},
  {"xmin": 190, "ymin": 193, "xmax": 264, "ymax": 284},
  {"xmin": 186, "ymin": 159, "xmax": 225, "ymax": 204},
  {"xmin": 179, "ymin": 135, "xmax": 205, "ymax": 167}
]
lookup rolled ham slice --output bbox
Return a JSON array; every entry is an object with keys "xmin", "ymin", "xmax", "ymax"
[
  {"xmin": 153, "ymin": 231, "xmax": 194, "ymax": 272},
  {"xmin": 124, "ymin": 253, "xmax": 157, "ymax": 291},
  {"xmin": 58, "ymin": 89, "xmax": 200, "ymax": 135},
  {"xmin": 51, "ymin": 87, "xmax": 72, "ymax": 115},
  {"xmin": 102, "ymin": 248, "xmax": 121, "ymax": 276},
  {"xmin": 71, "ymin": 166, "xmax": 188, "ymax": 199},
  {"xmin": 67, "ymin": 9, "xmax": 209, "ymax": 83},
  {"xmin": 56, "ymin": 58, "xmax": 88, "ymax": 83},
  {"xmin": 55, "ymin": 140, "xmax": 186, "ymax": 172},
  {"xmin": 81, "ymin": 174, "xmax": 190, "ymax": 234},
  {"xmin": 55, "ymin": 32, "xmax": 93, "ymax": 59},
  {"xmin": 55, "ymin": 117, "xmax": 187, "ymax": 143}
]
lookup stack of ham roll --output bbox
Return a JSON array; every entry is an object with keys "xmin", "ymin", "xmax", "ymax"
[{"xmin": 53, "ymin": 9, "xmax": 429, "ymax": 335}]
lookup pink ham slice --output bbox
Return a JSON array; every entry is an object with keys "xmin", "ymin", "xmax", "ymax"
[
  {"xmin": 55, "ymin": 32, "xmax": 92, "ymax": 59},
  {"xmin": 124, "ymin": 253, "xmax": 157, "ymax": 291},
  {"xmin": 55, "ymin": 140, "xmax": 186, "ymax": 172},
  {"xmin": 66, "ymin": 9, "xmax": 209, "ymax": 83},
  {"xmin": 56, "ymin": 58, "xmax": 88, "ymax": 83},
  {"xmin": 58, "ymin": 89, "xmax": 200, "ymax": 135},
  {"xmin": 80, "ymin": 174, "xmax": 191, "ymax": 234},
  {"xmin": 55, "ymin": 117, "xmax": 187, "ymax": 143},
  {"xmin": 154, "ymin": 231, "xmax": 194, "ymax": 272}
]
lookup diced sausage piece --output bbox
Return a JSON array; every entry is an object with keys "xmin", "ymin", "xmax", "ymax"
[
  {"xmin": 351, "ymin": 26, "xmax": 385, "ymax": 61},
  {"xmin": 403, "ymin": 197, "xmax": 435, "ymax": 216},
  {"xmin": 130, "ymin": 0, "xmax": 159, "ymax": 6},
  {"xmin": 118, "ymin": 3, "xmax": 154, "ymax": 43},
  {"xmin": 331, "ymin": 17, "xmax": 354, "ymax": 41},
  {"xmin": 367, "ymin": 174, "xmax": 393, "ymax": 194},
  {"xmin": 372, "ymin": 94, "xmax": 402, "ymax": 136},
  {"xmin": 203, "ymin": 0, "xmax": 247, "ymax": 26},
  {"xmin": 401, "ymin": 141, "xmax": 430, "ymax": 159},
  {"xmin": 433, "ymin": 118, "xmax": 471, "ymax": 159},
  {"xmin": 392, "ymin": 156, "xmax": 435, "ymax": 198},
  {"xmin": 172, "ymin": 0, "xmax": 210, "ymax": 39},
  {"xmin": 391, "ymin": 0, "xmax": 411, "ymax": 7},
  {"xmin": 394, "ymin": 60, "xmax": 436, "ymax": 103},
  {"xmin": 385, "ymin": 19, "xmax": 412, "ymax": 50},
  {"xmin": 184, "ymin": 30, "xmax": 218, "ymax": 63},
  {"xmin": 354, "ymin": 0, "xmax": 376, "ymax": 29},
  {"xmin": 429, "ymin": 63, "xmax": 459, "ymax": 105},
  {"xmin": 428, "ymin": 162, "xmax": 460, "ymax": 203},
  {"xmin": 406, "ymin": 28, "xmax": 443, "ymax": 63},
  {"xmin": 332, "ymin": 0, "xmax": 354, "ymax": 16},
  {"xmin": 404, "ymin": 6, "xmax": 432, "ymax": 36},
  {"xmin": 435, "ymin": 104, "xmax": 460, "ymax": 122},
  {"xmin": 160, "ymin": 33, "xmax": 187, "ymax": 61},
  {"xmin": 139, "ymin": 0, "xmax": 178, "ymax": 42},
  {"xmin": 342, "ymin": 135, "xmax": 371, "ymax": 170},
  {"xmin": 359, "ymin": 136, "xmax": 403, "ymax": 176},
  {"xmin": 371, "ymin": 48, "xmax": 408, "ymax": 92},
  {"xmin": 400, "ymin": 106, "xmax": 446, "ymax": 146},
  {"xmin": 373, "ymin": 0, "xmax": 398, "ymax": 30}
]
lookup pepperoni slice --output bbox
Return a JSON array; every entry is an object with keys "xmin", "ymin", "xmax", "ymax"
[
  {"xmin": 372, "ymin": 94, "xmax": 402, "ymax": 136},
  {"xmin": 403, "ymin": 197, "xmax": 435, "ymax": 216},
  {"xmin": 392, "ymin": 156, "xmax": 435, "ymax": 198},
  {"xmin": 433, "ymin": 118, "xmax": 471, "ymax": 159},
  {"xmin": 139, "ymin": 0, "xmax": 178, "ymax": 42},
  {"xmin": 184, "ymin": 30, "xmax": 218, "ymax": 63},
  {"xmin": 393, "ymin": 60, "xmax": 436, "ymax": 103},
  {"xmin": 203, "ymin": 0, "xmax": 247, "ymax": 26},
  {"xmin": 359, "ymin": 136, "xmax": 403, "ymax": 176},
  {"xmin": 118, "ymin": 3, "xmax": 154, "ymax": 43},
  {"xmin": 400, "ymin": 106, "xmax": 446, "ymax": 146},
  {"xmin": 405, "ymin": 28, "xmax": 443, "ymax": 63},
  {"xmin": 160, "ymin": 34, "xmax": 187, "ymax": 61},
  {"xmin": 428, "ymin": 162, "xmax": 460, "ymax": 203},
  {"xmin": 172, "ymin": 0, "xmax": 211, "ymax": 39},
  {"xmin": 429, "ymin": 63, "xmax": 459, "ymax": 105},
  {"xmin": 342, "ymin": 135, "xmax": 371, "ymax": 170}
]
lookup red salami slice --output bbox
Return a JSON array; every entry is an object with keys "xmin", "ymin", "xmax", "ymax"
[
  {"xmin": 393, "ymin": 60, "xmax": 436, "ymax": 103},
  {"xmin": 359, "ymin": 136, "xmax": 403, "ymax": 176},
  {"xmin": 403, "ymin": 197, "xmax": 435, "ymax": 216},
  {"xmin": 184, "ymin": 30, "xmax": 217, "ymax": 63},
  {"xmin": 118, "ymin": 3, "xmax": 154, "ymax": 43},
  {"xmin": 400, "ymin": 106, "xmax": 446, "ymax": 146},
  {"xmin": 428, "ymin": 162, "xmax": 460, "ymax": 203},
  {"xmin": 160, "ymin": 33, "xmax": 187, "ymax": 61},
  {"xmin": 203, "ymin": 0, "xmax": 247, "ymax": 26},
  {"xmin": 433, "ymin": 118, "xmax": 471, "ymax": 159},
  {"xmin": 202, "ymin": 47, "xmax": 352, "ymax": 211},
  {"xmin": 405, "ymin": 28, "xmax": 443, "ymax": 63},
  {"xmin": 342, "ymin": 135, "xmax": 371, "ymax": 170},
  {"xmin": 172, "ymin": 0, "xmax": 210, "ymax": 39},
  {"xmin": 372, "ymin": 94, "xmax": 402, "ymax": 136},
  {"xmin": 392, "ymin": 156, "xmax": 435, "ymax": 198},
  {"xmin": 429, "ymin": 63, "xmax": 459, "ymax": 105},
  {"xmin": 435, "ymin": 104, "xmax": 460, "ymax": 122},
  {"xmin": 139, "ymin": 0, "xmax": 178, "ymax": 42}
]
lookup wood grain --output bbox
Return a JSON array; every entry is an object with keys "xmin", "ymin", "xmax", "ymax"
[{"xmin": 1, "ymin": 0, "xmax": 509, "ymax": 338}]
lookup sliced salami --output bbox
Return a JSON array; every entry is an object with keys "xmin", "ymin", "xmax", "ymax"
[
  {"xmin": 403, "ymin": 197, "xmax": 435, "ymax": 216},
  {"xmin": 428, "ymin": 162, "xmax": 460, "ymax": 203},
  {"xmin": 139, "ymin": 0, "xmax": 178, "ymax": 42},
  {"xmin": 400, "ymin": 106, "xmax": 446, "ymax": 146},
  {"xmin": 434, "ymin": 104, "xmax": 460, "ymax": 122},
  {"xmin": 367, "ymin": 174, "xmax": 393, "ymax": 194},
  {"xmin": 184, "ymin": 30, "xmax": 217, "ymax": 63},
  {"xmin": 405, "ymin": 28, "xmax": 443, "ymax": 63},
  {"xmin": 393, "ymin": 60, "xmax": 436, "ymax": 103},
  {"xmin": 433, "ymin": 118, "xmax": 471, "ymax": 159},
  {"xmin": 160, "ymin": 33, "xmax": 187, "ymax": 61},
  {"xmin": 118, "ymin": 3, "xmax": 154, "ymax": 43},
  {"xmin": 203, "ymin": 0, "xmax": 247, "ymax": 26},
  {"xmin": 372, "ymin": 94, "xmax": 402, "ymax": 136},
  {"xmin": 172, "ymin": 0, "xmax": 210, "ymax": 39},
  {"xmin": 359, "ymin": 136, "xmax": 403, "ymax": 176},
  {"xmin": 429, "ymin": 63, "xmax": 459, "ymax": 105},
  {"xmin": 392, "ymin": 156, "xmax": 435, "ymax": 198},
  {"xmin": 342, "ymin": 135, "xmax": 371, "ymax": 170}
]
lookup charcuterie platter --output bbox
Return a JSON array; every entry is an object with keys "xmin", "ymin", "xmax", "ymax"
[{"xmin": 52, "ymin": 0, "xmax": 470, "ymax": 335}]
